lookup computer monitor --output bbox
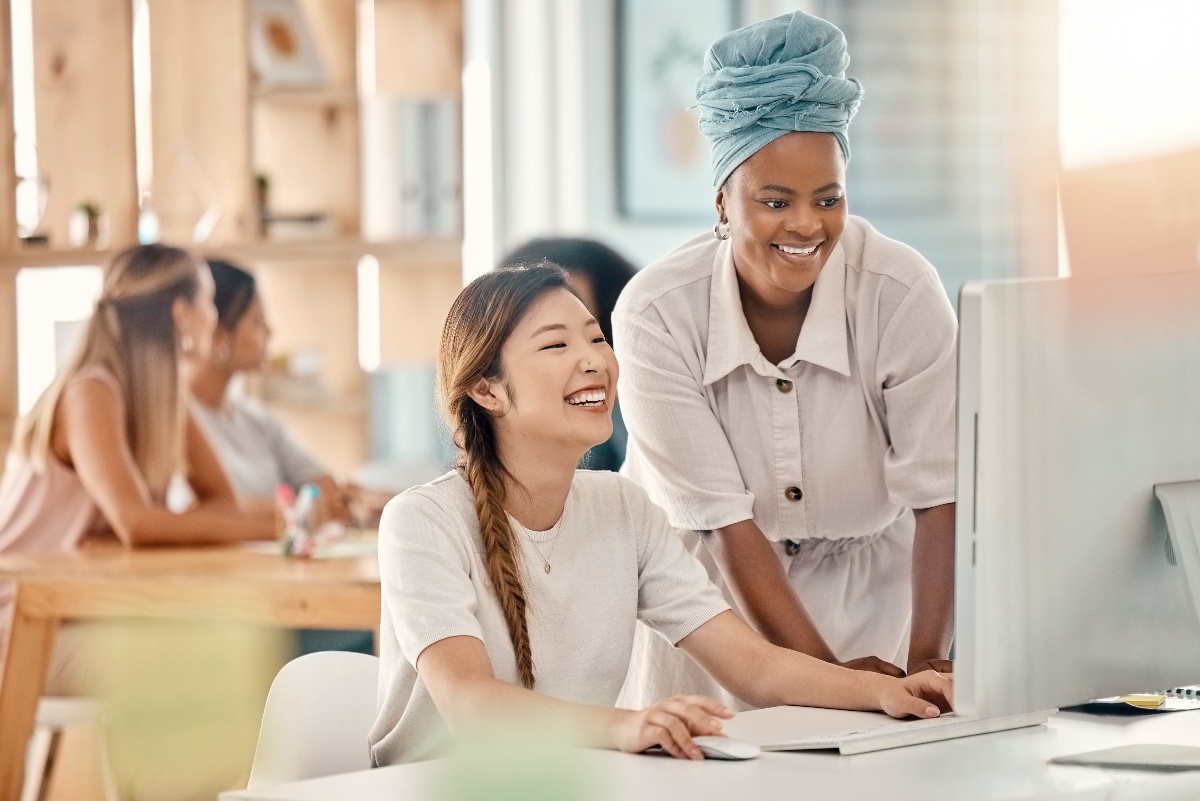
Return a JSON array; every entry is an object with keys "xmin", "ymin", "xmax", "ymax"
[{"xmin": 955, "ymin": 270, "xmax": 1200, "ymax": 718}]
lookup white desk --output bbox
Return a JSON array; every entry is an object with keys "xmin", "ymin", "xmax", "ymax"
[{"xmin": 221, "ymin": 710, "xmax": 1200, "ymax": 801}]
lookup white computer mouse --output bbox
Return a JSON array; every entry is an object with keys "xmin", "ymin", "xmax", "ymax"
[{"xmin": 692, "ymin": 735, "xmax": 761, "ymax": 760}]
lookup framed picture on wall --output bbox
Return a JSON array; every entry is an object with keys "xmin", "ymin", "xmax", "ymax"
[
  {"xmin": 616, "ymin": 0, "xmax": 739, "ymax": 222},
  {"xmin": 249, "ymin": 0, "xmax": 326, "ymax": 90}
]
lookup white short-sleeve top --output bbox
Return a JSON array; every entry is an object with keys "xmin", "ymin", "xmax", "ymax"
[
  {"xmin": 613, "ymin": 216, "xmax": 957, "ymax": 544},
  {"xmin": 368, "ymin": 469, "xmax": 730, "ymax": 765}
]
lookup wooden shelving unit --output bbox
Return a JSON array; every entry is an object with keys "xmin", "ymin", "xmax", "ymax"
[
  {"xmin": 0, "ymin": 0, "xmax": 465, "ymax": 473},
  {"xmin": 1, "ymin": 238, "xmax": 462, "ymax": 270}
]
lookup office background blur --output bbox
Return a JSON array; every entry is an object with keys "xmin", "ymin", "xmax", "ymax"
[{"xmin": 3, "ymin": 0, "xmax": 1199, "ymax": 505}]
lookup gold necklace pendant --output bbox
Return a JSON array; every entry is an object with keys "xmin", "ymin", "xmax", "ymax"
[{"xmin": 510, "ymin": 509, "xmax": 563, "ymax": 577}]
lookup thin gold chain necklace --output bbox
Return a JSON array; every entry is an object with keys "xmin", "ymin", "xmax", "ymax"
[{"xmin": 510, "ymin": 514, "xmax": 564, "ymax": 574}]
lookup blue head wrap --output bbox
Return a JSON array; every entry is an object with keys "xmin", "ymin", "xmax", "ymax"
[{"xmin": 696, "ymin": 11, "xmax": 864, "ymax": 189}]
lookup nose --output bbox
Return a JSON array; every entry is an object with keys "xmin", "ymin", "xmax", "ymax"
[
  {"xmin": 580, "ymin": 344, "xmax": 606, "ymax": 374},
  {"xmin": 785, "ymin": 205, "xmax": 821, "ymax": 237}
]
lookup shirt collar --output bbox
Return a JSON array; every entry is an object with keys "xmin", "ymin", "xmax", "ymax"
[{"xmin": 703, "ymin": 240, "xmax": 851, "ymax": 386}]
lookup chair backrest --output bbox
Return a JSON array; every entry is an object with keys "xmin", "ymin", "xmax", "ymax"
[{"xmin": 247, "ymin": 651, "xmax": 380, "ymax": 789}]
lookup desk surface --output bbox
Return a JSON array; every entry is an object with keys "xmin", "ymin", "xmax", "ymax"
[
  {"xmin": 0, "ymin": 539, "xmax": 380, "ymax": 585},
  {"xmin": 221, "ymin": 711, "xmax": 1200, "ymax": 801}
]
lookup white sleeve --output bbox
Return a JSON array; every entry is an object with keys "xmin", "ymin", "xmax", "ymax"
[
  {"xmin": 614, "ymin": 305, "xmax": 755, "ymax": 532},
  {"xmin": 876, "ymin": 271, "xmax": 958, "ymax": 509},
  {"xmin": 262, "ymin": 410, "xmax": 327, "ymax": 489},
  {"xmin": 377, "ymin": 491, "xmax": 485, "ymax": 667},
  {"xmin": 621, "ymin": 479, "xmax": 730, "ymax": 645}
]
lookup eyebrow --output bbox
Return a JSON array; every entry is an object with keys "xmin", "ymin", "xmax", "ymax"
[
  {"xmin": 759, "ymin": 182, "xmax": 843, "ymax": 196},
  {"xmin": 530, "ymin": 318, "xmax": 600, "ymax": 338}
]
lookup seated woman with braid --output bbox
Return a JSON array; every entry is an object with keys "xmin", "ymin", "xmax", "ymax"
[{"xmin": 367, "ymin": 264, "xmax": 952, "ymax": 765}]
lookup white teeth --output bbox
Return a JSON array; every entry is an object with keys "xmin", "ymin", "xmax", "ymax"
[
  {"xmin": 566, "ymin": 389, "xmax": 606, "ymax": 406},
  {"xmin": 777, "ymin": 243, "xmax": 819, "ymax": 256}
]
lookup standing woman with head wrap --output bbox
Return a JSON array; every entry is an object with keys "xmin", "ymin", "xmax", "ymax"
[{"xmin": 616, "ymin": 12, "xmax": 957, "ymax": 710}]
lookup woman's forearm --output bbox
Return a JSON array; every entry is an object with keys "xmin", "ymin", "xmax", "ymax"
[
  {"xmin": 752, "ymin": 642, "xmax": 889, "ymax": 710},
  {"xmin": 116, "ymin": 504, "xmax": 275, "ymax": 547},
  {"xmin": 440, "ymin": 675, "xmax": 631, "ymax": 750},
  {"xmin": 909, "ymin": 503, "xmax": 956, "ymax": 670},
  {"xmin": 708, "ymin": 519, "xmax": 837, "ymax": 661}
]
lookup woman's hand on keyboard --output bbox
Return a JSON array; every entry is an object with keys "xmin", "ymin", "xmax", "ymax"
[{"xmin": 876, "ymin": 670, "xmax": 954, "ymax": 719}]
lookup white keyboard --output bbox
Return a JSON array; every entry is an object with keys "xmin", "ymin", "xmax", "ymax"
[{"xmin": 762, "ymin": 709, "xmax": 1054, "ymax": 755}]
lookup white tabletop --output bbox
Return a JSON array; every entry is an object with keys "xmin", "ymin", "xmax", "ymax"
[{"xmin": 221, "ymin": 710, "xmax": 1200, "ymax": 801}]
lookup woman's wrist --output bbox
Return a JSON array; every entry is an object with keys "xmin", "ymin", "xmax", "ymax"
[
  {"xmin": 856, "ymin": 671, "xmax": 897, "ymax": 711},
  {"xmin": 599, "ymin": 707, "xmax": 635, "ymax": 751}
]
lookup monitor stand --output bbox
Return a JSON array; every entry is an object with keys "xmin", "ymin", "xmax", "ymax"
[{"xmin": 1155, "ymin": 480, "xmax": 1200, "ymax": 624}]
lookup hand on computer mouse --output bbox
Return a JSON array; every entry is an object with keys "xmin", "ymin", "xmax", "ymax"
[
  {"xmin": 838, "ymin": 656, "xmax": 907, "ymax": 677},
  {"xmin": 875, "ymin": 670, "xmax": 954, "ymax": 719},
  {"xmin": 610, "ymin": 694, "xmax": 735, "ymax": 761}
]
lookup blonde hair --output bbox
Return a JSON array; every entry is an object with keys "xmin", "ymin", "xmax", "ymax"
[
  {"xmin": 14, "ymin": 244, "xmax": 204, "ymax": 495},
  {"xmin": 437, "ymin": 264, "xmax": 573, "ymax": 689}
]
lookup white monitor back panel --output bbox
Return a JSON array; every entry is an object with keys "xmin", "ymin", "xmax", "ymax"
[{"xmin": 955, "ymin": 272, "xmax": 1200, "ymax": 717}]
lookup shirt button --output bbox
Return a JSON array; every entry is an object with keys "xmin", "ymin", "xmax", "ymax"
[
  {"xmin": 784, "ymin": 486, "xmax": 803, "ymax": 502},
  {"xmin": 776, "ymin": 378, "xmax": 793, "ymax": 393}
]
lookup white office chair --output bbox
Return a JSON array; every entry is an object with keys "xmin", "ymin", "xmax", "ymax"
[
  {"xmin": 247, "ymin": 651, "xmax": 381, "ymax": 789},
  {"xmin": 22, "ymin": 697, "xmax": 118, "ymax": 801}
]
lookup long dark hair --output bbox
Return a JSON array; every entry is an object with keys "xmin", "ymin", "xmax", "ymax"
[
  {"xmin": 436, "ymin": 264, "xmax": 574, "ymax": 689},
  {"xmin": 207, "ymin": 259, "xmax": 258, "ymax": 331}
]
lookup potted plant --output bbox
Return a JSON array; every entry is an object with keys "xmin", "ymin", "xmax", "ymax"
[{"xmin": 68, "ymin": 199, "xmax": 106, "ymax": 248}]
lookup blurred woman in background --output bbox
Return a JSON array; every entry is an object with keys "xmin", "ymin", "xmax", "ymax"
[
  {"xmin": 502, "ymin": 238, "xmax": 637, "ymax": 471},
  {"xmin": 183, "ymin": 259, "xmax": 351, "ymax": 522},
  {"xmin": 0, "ymin": 244, "xmax": 275, "ymax": 691},
  {"xmin": 185, "ymin": 258, "xmax": 381, "ymax": 654}
]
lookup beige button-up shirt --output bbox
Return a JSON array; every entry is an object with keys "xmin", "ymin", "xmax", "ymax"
[{"xmin": 613, "ymin": 216, "xmax": 957, "ymax": 545}]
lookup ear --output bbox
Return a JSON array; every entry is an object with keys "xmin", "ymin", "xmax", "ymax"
[
  {"xmin": 715, "ymin": 188, "xmax": 727, "ymax": 224},
  {"xmin": 466, "ymin": 376, "xmax": 505, "ymax": 415},
  {"xmin": 171, "ymin": 295, "xmax": 192, "ymax": 334}
]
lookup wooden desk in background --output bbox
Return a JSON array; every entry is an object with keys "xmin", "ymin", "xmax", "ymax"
[{"xmin": 0, "ymin": 542, "xmax": 381, "ymax": 801}]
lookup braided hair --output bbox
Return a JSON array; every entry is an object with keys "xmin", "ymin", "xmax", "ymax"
[{"xmin": 436, "ymin": 264, "xmax": 574, "ymax": 688}]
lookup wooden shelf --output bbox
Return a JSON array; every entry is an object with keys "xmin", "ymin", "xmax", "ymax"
[
  {"xmin": 212, "ymin": 237, "xmax": 460, "ymax": 265},
  {"xmin": 0, "ymin": 238, "xmax": 461, "ymax": 270},
  {"xmin": 250, "ymin": 88, "xmax": 360, "ymax": 107},
  {"xmin": 0, "ymin": 247, "xmax": 110, "ymax": 269}
]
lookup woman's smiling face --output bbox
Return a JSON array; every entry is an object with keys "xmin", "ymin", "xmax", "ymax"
[
  {"xmin": 483, "ymin": 287, "xmax": 618, "ymax": 455},
  {"xmin": 717, "ymin": 131, "xmax": 848, "ymax": 305}
]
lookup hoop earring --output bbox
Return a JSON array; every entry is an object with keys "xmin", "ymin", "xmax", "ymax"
[
  {"xmin": 712, "ymin": 221, "xmax": 731, "ymax": 241},
  {"xmin": 180, "ymin": 333, "xmax": 195, "ymax": 355}
]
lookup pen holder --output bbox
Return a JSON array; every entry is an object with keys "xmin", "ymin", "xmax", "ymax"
[{"xmin": 281, "ymin": 517, "xmax": 315, "ymax": 558}]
